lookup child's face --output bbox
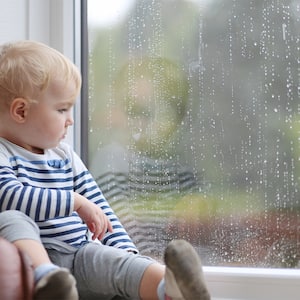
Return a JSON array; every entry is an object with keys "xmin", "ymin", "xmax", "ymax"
[
  {"xmin": 21, "ymin": 79, "xmax": 77, "ymax": 153},
  {"xmin": 124, "ymin": 78, "xmax": 179, "ymax": 156}
]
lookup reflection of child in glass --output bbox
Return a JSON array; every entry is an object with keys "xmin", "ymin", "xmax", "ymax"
[
  {"xmin": 91, "ymin": 57, "xmax": 200, "ymax": 259},
  {"xmin": 113, "ymin": 57, "xmax": 189, "ymax": 158},
  {"xmin": 0, "ymin": 41, "xmax": 210, "ymax": 300}
]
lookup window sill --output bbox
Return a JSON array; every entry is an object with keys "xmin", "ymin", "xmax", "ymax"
[{"xmin": 204, "ymin": 266, "xmax": 300, "ymax": 300}]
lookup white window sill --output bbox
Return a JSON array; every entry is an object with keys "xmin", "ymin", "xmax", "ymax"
[{"xmin": 204, "ymin": 267, "xmax": 300, "ymax": 300}]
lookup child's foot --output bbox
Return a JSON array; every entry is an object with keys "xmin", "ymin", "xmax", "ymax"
[
  {"xmin": 164, "ymin": 239, "xmax": 210, "ymax": 300},
  {"xmin": 34, "ymin": 268, "xmax": 78, "ymax": 300}
]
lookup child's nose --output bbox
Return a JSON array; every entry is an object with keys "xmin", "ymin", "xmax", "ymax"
[{"xmin": 66, "ymin": 115, "xmax": 74, "ymax": 126}]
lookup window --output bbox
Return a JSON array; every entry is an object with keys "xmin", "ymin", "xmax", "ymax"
[
  {"xmin": 87, "ymin": 0, "xmax": 300, "ymax": 297},
  {"xmin": 87, "ymin": 0, "xmax": 300, "ymax": 266}
]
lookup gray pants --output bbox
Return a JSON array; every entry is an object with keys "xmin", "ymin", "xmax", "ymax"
[{"xmin": 0, "ymin": 210, "xmax": 155, "ymax": 300}]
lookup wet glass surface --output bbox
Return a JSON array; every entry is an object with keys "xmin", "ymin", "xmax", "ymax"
[{"xmin": 87, "ymin": 0, "xmax": 300, "ymax": 267}]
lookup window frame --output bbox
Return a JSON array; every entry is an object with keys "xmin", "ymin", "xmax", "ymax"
[
  {"xmin": 53, "ymin": 1, "xmax": 300, "ymax": 299},
  {"xmin": 26, "ymin": 0, "xmax": 85, "ymax": 158}
]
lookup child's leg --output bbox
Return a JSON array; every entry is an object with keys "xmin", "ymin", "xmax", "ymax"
[
  {"xmin": 0, "ymin": 210, "xmax": 50, "ymax": 265},
  {"xmin": 73, "ymin": 242, "xmax": 155, "ymax": 299},
  {"xmin": 139, "ymin": 263, "xmax": 165, "ymax": 300},
  {"xmin": 0, "ymin": 210, "xmax": 78, "ymax": 300},
  {"xmin": 14, "ymin": 239, "xmax": 52, "ymax": 267},
  {"xmin": 73, "ymin": 239, "xmax": 209, "ymax": 300}
]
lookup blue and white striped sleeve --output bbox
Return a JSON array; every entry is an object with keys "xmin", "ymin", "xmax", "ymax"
[
  {"xmin": 0, "ymin": 154, "xmax": 74, "ymax": 221},
  {"xmin": 71, "ymin": 149, "xmax": 138, "ymax": 253}
]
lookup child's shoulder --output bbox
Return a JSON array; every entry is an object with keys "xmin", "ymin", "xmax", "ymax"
[{"xmin": 0, "ymin": 137, "xmax": 18, "ymax": 156}]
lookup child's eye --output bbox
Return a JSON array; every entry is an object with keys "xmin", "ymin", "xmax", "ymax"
[{"xmin": 58, "ymin": 109, "xmax": 68, "ymax": 113}]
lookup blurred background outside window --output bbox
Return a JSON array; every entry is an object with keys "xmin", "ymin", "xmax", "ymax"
[{"xmin": 87, "ymin": 0, "xmax": 300, "ymax": 268}]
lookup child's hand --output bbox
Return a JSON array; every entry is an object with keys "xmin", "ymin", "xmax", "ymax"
[{"xmin": 74, "ymin": 192, "xmax": 113, "ymax": 240}]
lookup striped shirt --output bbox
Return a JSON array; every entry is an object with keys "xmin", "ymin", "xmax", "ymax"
[{"xmin": 0, "ymin": 137, "xmax": 137, "ymax": 252}]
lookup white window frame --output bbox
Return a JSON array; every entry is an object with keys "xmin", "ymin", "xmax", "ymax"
[{"xmin": 1, "ymin": 1, "xmax": 299, "ymax": 299}]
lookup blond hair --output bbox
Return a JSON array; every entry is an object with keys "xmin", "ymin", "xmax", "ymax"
[{"xmin": 0, "ymin": 40, "xmax": 81, "ymax": 108}]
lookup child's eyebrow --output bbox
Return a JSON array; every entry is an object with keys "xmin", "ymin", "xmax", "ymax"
[
  {"xmin": 61, "ymin": 99, "xmax": 76, "ymax": 106},
  {"xmin": 55, "ymin": 101, "xmax": 74, "ymax": 110}
]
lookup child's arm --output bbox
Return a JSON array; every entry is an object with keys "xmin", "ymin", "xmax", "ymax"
[
  {"xmin": 71, "ymin": 147, "xmax": 138, "ymax": 252},
  {"xmin": 0, "ymin": 166, "xmax": 74, "ymax": 221}
]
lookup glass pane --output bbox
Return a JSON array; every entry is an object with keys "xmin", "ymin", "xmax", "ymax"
[{"xmin": 87, "ymin": 0, "xmax": 300, "ymax": 267}]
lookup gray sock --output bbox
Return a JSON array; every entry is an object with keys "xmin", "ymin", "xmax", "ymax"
[
  {"xmin": 157, "ymin": 279, "xmax": 165, "ymax": 300},
  {"xmin": 34, "ymin": 263, "xmax": 59, "ymax": 283}
]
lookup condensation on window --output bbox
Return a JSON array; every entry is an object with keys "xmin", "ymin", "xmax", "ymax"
[{"xmin": 87, "ymin": 0, "xmax": 300, "ymax": 268}]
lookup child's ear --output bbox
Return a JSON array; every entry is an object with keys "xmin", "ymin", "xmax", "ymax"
[{"xmin": 10, "ymin": 98, "xmax": 30, "ymax": 123}]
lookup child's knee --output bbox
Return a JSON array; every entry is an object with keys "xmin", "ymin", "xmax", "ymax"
[{"xmin": 0, "ymin": 210, "xmax": 40, "ymax": 241}]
